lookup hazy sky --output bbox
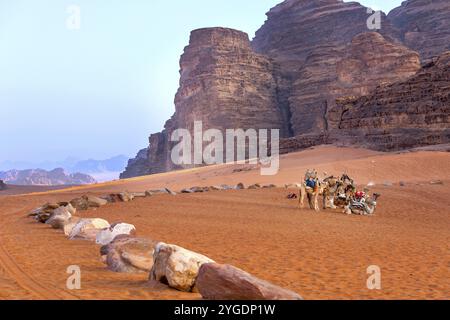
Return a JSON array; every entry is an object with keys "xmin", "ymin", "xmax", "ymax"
[{"xmin": 0, "ymin": 0, "xmax": 403, "ymax": 163}]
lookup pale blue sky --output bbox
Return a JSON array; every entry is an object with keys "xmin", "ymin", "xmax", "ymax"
[{"xmin": 0, "ymin": 0, "xmax": 402, "ymax": 163}]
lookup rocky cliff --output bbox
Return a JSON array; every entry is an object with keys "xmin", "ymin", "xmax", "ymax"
[
  {"xmin": 327, "ymin": 51, "xmax": 450, "ymax": 150},
  {"xmin": 121, "ymin": 0, "xmax": 450, "ymax": 178},
  {"xmin": 388, "ymin": 0, "xmax": 450, "ymax": 62},
  {"xmin": 121, "ymin": 27, "xmax": 288, "ymax": 178},
  {"xmin": 0, "ymin": 168, "xmax": 97, "ymax": 186}
]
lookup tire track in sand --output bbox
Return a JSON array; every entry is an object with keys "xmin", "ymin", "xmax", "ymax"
[{"xmin": 0, "ymin": 206, "xmax": 79, "ymax": 300}]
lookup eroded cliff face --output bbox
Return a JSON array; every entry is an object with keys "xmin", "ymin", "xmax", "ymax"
[
  {"xmin": 121, "ymin": 28, "xmax": 287, "ymax": 177},
  {"xmin": 388, "ymin": 0, "xmax": 450, "ymax": 62},
  {"xmin": 328, "ymin": 51, "xmax": 450, "ymax": 150},
  {"xmin": 121, "ymin": 0, "xmax": 450, "ymax": 178}
]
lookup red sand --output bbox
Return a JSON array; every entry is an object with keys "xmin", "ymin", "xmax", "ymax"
[{"xmin": 0, "ymin": 146, "xmax": 449, "ymax": 300}]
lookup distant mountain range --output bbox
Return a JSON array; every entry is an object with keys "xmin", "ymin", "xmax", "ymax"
[
  {"xmin": 0, "ymin": 155, "xmax": 129, "ymax": 182},
  {"xmin": 0, "ymin": 168, "xmax": 96, "ymax": 186}
]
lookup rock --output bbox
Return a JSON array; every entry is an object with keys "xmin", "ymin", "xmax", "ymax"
[
  {"xmin": 248, "ymin": 184, "xmax": 261, "ymax": 190},
  {"xmin": 68, "ymin": 218, "xmax": 110, "ymax": 241},
  {"xmin": 399, "ymin": 181, "xmax": 406, "ymax": 187},
  {"xmin": 131, "ymin": 192, "xmax": 146, "ymax": 198},
  {"xmin": 196, "ymin": 263, "xmax": 303, "ymax": 300},
  {"xmin": 383, "ymin": 181, "xmax": 393, "ymax": 187},
  {"xmin": 430, "ymin": 180, "xmax": 444, "ymax": 185},
  {"xmin": 329, "ymin": 51, "xmax": 450, "ymax": 151},
  {"xmin": 388, "ymin": 0, "xmax": 450, "ymax": 62},
  {"xmin": 101, "ymin": 237, "xmax": 157, "ymax": 273},
  {"xmin": 235, "ymin": 183, "xmax": 245, "ymax": 190},
  {"xmin": 85, "ymin": 195, "xmax": 108, "ymax": 207},
  {"xmin": 150, "ymin": 242, "xmax": 215, "ymax": 292},
  {"xmin": 220, "ymin": 185, "xmax": 235, "ymax": 191},
  {"xmin": 119, "ymin": 192, "xmax": 134, "ymax": 202},
  {"xmin": 45, "ymin": 206, "xmax": 72, "ymax": 229},
  {"xmin": 29, "ymin": 203, "xmax": 60, "ymax": 223},
  {"xmin": 70, "ymin": 197, "xmax": 90, "ymax": 211},
  {"xmin": 0, "ymin": 168, "xmax": 96, "ymax": 186},
  {"xmin": 120, "ymin": 27, "xmax": 288, "ymax": 178},
  {"xmin": 63, "ymin": 217, "xmax": 81, "ymax": 236},
  {"xmin": 0, "ymin": 180, "xmax": 6, "ymax": 190},
  {"xmin": 145, "ymin": 189, "xmax": 172, "ymax": 196},
  {"xmin": 262, "ymin": 184, "xmax": 277, "ymax": 189},
  {"xmin": 181, "ymin": 186, "xmax": 209, "ymax": 194},
  {"xmin": 96, "ymin": 223, "xmax": 137, "ymax": 245}
]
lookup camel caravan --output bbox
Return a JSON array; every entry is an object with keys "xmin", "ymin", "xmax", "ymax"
[{"xmin": 288, "ymin": 169, "xmax": 381, "ymax": 216}]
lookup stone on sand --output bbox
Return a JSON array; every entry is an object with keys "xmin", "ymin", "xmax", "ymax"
[
  {"xmin": 45, "ymin": 206, "xmax": 72, "ymax": 229},
  {"xmin": 101, "ymin": 237, "xmax": 157, "ymax": 273},
  {"xmin": 68, "ymin": 218, "xmax": 110, "ymax": 241},
  {"xmin": 150, "ymin": 242, "xmax": 215, "ymax": 292},
  {"xmin": 196, "ymin": 263, "xmax": 303, "ymax": 300},
  {"xmin": 248, "ymin": 184, "xmax": 261, "ymax": 190},
  {"xmin": 96, "ymin": 223, "xmax": 137, "ymax": 245}
]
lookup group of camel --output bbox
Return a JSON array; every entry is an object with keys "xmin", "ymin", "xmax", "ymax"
[{"xmin": 292, "ymin": 170, "xmax": 381, "ymax": 216}]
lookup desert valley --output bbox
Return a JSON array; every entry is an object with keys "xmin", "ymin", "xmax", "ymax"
[{"xmin": 1, "ymin": 0, "xmax": 449, "ymax": 302}]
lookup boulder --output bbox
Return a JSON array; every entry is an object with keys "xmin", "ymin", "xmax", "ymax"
[
  {"xmin": 70, "ymin": 197, "xmax": 89, "ymax": 211},
  {"xmin": 150, "ymin": 242, "xmax": 215, "ymax": 292},
  {"xmin": 145, "ymin": 188, "xmax": 176, "ymax": 196},
  {"xmin": 68, "ymin": 218, "xmax": 110, "ymax": 241},
  {"xmin": 131, "ymin": 192, "xmax": 146, "ymax": 198},
  {"xmin": 235, "ymin": 183, "xmax": 245, "ymax": 190},
  {"xmin": 45, "ymin": 206, "xmax": 72, "ymax": 229},
  {"xmin": 63, "ymin": 217, "xmax": 81, "ymax": 236},
  {"xmin": 96, "ymin": 223, "xmax": 137, "ymax": 245},
  {"xmin": 101, "ymin": 237, "xmax": 157, "ymax": 273},
  {"xmin": 29, "ymin": 203, "xmax": 60, "ymax": 223},
  {"xmin": 119, "ymin": 192, "xmax": 134, "ymax": 202},
  {"xmin": 196, "ymin": 263, "xmax": 303, "ymax": 300},
  {"xmin": 85, "ymin": 195, "xmax": 108, "ymax": 208},
  {"xmin": 248, "ymin": 184, "xmax": 261, "ymax": 190},
  {"xmin": 262, "ymin": 184, "xmax": 277, "ymax": 189}
]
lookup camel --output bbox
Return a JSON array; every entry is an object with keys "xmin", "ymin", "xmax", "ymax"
[
  {"xmin": 344, "ymin": 192, "xmax": 381, "ymax": 216},
  {"xmin": 299, "ymin": 169, "xmax": 324, "ymax": 212}
]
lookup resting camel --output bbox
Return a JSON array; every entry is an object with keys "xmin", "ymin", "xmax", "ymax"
[{"xmin": 344, "ymin": 192, "xmax": 381, "ymax": 216}]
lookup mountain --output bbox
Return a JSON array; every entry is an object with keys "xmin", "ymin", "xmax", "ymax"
[
  {"xmin": 121, "ymin": 0, "xmax": 450, "ymax": 179},
  {"xmin": 0, "ymin": 155, "xmax": 128, "ymax": 182},
  {"xmin": 0, "ymin": 168, "xmax": 96, "ymax": 186}
]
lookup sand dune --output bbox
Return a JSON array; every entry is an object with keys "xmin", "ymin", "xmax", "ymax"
[{"xmin": 0, "ymin": 146, "xmax": 449, "ymax": 300}]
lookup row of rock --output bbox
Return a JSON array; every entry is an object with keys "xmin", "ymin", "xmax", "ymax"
[
  {"xmin": 181, "ymin": 183, "xmax": 277, "ymax": 193},
  {"xmin": 28, "ymin": 186, "xmax": 302, "ymax": 300}
]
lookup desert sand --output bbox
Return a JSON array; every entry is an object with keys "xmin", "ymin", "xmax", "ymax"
[{"xmin": 0, "ymin": 146, "xmax": 449, "ymax": 300}]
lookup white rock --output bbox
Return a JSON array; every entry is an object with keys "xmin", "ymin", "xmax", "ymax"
[
  {"xmin": 96, "ymin": 223, "xmax": 136, "ymax": 245},
  {"xmin": 69, "ymin": 218, "xmax": 110, "ymax": 241},
  {"xmin": 150, "ymin": 242, "xmax": 215, "ymax": 292}
]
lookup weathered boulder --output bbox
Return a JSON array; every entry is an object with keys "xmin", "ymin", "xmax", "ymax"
[
  {"xmin": 101, "ymin": 237, "xmax": 157, "ymax": 273},
  {"xmin": 45, "ymin": 206, "xmax": 72, "ymax": 229},
  {"xmin": 150, "ymin": 242, "xmax": 215, "ymax": 292},
  {"xmin": 68, "ymin": 218, "xmax": 110, "ymax": 241},
  {"xmin": 196, "ymin": 263, "xmax": 303, "ymax": 300},
  {"xmin": 235, "ymin": 183, "xmax": 245, "ymax": 190},
  {"xmin": 28, "ymin": 203, "xmax": 60, "ymax": 223},
  {"xmin": 96, "ymin": 223, "xmax": 137, "ymax": 245}
]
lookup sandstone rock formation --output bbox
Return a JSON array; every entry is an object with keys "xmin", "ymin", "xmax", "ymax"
[
  {"xmin": 100, "ymin": 237, "xmax": 157, "ymax": 273},
  {"xmin": 388, "ymin": 0, "xmax": 450, "ymax": 62},
  {"xmin": 196, "ymin": 263, "xmax": 303, "ymax": 300},
  {"xmin": 0, "ymin": 168, "xmax": 96, "ymax": 186},
  {"xmin": 122, "ymin": 27, "xmax": 288, "ymax": 178},
  {"xmin": 122, "ymin": 0, "xmax": 450, "ymax": 178},
  {"xmin": 68, "ymin": 218, "xmax": 110, "ymax": 241},
  {"xmin": 328, "ymin": 51, "xmax": 450, "ymax": 150},
  {"xmin": 96, "ymin": 223, "xmax": 137, "ymax": 246},
  {"xmin": 150, "ymin": 242, "xmax": 215, "ymax": 292},
  {"xmin": 45, "ymin": 206, "xmax": 73, "ymax": 230}
]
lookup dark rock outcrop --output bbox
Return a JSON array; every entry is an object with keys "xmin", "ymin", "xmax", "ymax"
[
  {"xmin": 0, "ymin": 180, "xmax": 6, "ymax": 191},
  {"xmin": 388, "ymin": 0, "xmax": 450, "ymax": 62},
  {"xmin": 328, "ymin": 51, "xmax": 450, "ymax": 150}
]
